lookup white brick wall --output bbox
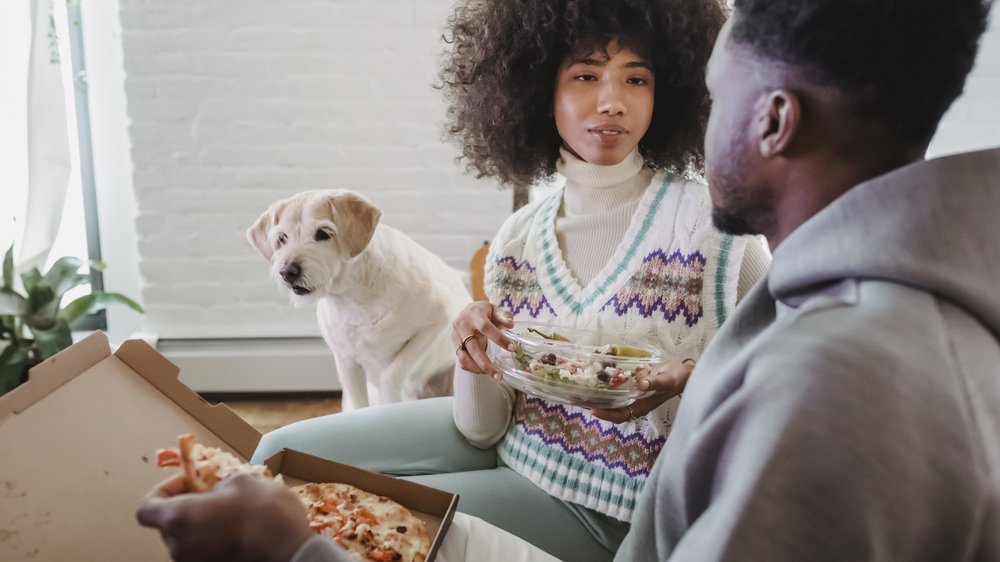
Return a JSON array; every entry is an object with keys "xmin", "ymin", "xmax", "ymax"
[
  {"xmin": 119, "ymin": 0, "xmax": 512, "ymax": 338},
  {"xmin": 118, "ymin": 1, "xmax": 1000, "ymax": 339}
]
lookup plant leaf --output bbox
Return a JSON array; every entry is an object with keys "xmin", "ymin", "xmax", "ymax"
[
  {"xmin": 2, "ymin": 245, "xmax": 12, "ymax": 289},
  {"xmin": 89, "ymin": 260, "xmax": 107, "ymax": 272},
  {"xmin": 41, "ymin": 256, "xmax": 89, "ymax": 299},
  {"xmin": 0, "ymin": 290, "xmax": 29, "ymax": 316},
  {"xmin": 29, "ymin": 318, "xmax": 73, "ymax": 359},
  {"xmin": 0, "ymin": 314, "xmax": 15, "ymax": 337},
  {"xmin": 60, "ymin": 294, "xmax": 97, "ymax": 325},
  {"xmin": 59, "ymin": 292, "xmax": 144, "ymax": 325},
  {"xmin": 21, "ymin": 267, "xmax": 42, "ymax": 294},
  {"xmin": 54, "ymin": 273, "xmax": 91, "ymax": 301},
  {"xmin": 98, "ymin": 292, "xmax": 145, "ymax": 314},
  {"xmin": 0, "ymin": 343, "xmax": 28, "ymax": 395},
  {"xmin": 25, "ymin": 285, "xmax": 58, "ymax": 329},
  {"xmin": 27, "ymin": 284, "xmax": 56, "ymax": 312}
]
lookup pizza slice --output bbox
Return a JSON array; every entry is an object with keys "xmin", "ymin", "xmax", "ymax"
[{"xmin": 155, "ymin": 433, "xmax": 274, "ymax": 493}]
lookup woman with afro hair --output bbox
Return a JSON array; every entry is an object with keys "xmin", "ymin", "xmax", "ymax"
[
  {"xmin": 253, "ymin": 1, "xmax": 770, "ymax": 561},
  {"xmin": 446, "ymin": 0, "xmax": 768, "ymax": 555}
]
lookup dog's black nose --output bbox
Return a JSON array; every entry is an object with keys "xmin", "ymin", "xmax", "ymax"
[{"xmin": 280, "ymin": 262, "xmax": 302, "ymax": 283}]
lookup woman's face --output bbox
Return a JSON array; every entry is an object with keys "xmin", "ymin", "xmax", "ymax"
[{"xmin": 553, "ymin": 40, "xmax": 655, "ymax": 166}]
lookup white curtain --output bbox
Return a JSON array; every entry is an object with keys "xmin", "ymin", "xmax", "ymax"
[{"xmin": 17, "ymin": 0, "xmax": 72, "ymax": 272}]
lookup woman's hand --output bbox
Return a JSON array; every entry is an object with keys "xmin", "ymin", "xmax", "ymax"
[
  {"xmin": 451, "ymin": 301, "xmax": 515, "ymax": 380},
  {"xmin": 136, "ymin": 474, "xmax": 315, "ymax": 562},
  {"xmin": 590, "ymin": 359, "xmax": 695, "ymax": 424}
]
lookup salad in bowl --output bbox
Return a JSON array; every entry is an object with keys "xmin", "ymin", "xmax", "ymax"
[{"xmin": 488, "ymin": 322, "xmax": 664, "ymax": 408}]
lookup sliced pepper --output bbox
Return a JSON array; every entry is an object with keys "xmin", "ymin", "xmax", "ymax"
[
  {"xmin": 607, "ymin": 344, "xmax": 652, "ymax": 358},
  {"xmin": 527, "ymin": 327, "xmax": 571, "ymax": 342}
]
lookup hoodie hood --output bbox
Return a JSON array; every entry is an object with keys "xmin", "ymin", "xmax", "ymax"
[{"xmin": 769, "ymin": 147, "xmax": 1000, "ymax": 337}]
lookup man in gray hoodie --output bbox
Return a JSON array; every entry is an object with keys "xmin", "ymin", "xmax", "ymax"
[
  {"xmin": 137, "ymin": 0, "xmax": 998, "ymax": 560},
  {"xmin": 615, "ymin": 0, "xmax": 1000, "ymax": 560}
]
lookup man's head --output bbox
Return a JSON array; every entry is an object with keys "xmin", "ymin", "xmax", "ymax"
[{"xmin": 704, "ymin": 0, "xmax": 992, "ymax": 242}]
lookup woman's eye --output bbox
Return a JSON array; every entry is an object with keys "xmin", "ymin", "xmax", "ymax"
[
  {"xmin": 315, "ymin": 230, "xmax": 332, "ymax": 242},
  {"xmin": 276, "ymin": 233, "xmax": 287, "ymax": 248},
  {"xmin": 575, "ymin": 74, "xmax": 597, "ymax": 81},
  {"xmin": 628, "ymin": 77, "xmax": 649, "ymax": 85}
]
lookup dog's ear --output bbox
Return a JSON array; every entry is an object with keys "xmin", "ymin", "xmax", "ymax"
[
  {"xmin": 329, "ymin": 191, "xmax": 382, "ymax": 258},
  {"xmin": 247, "ymin": 209, "xmax": 276, "ymax": 261}
]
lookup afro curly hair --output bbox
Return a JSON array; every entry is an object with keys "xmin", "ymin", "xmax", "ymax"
[{"xmin": 439, "ymin": 0, "xmax": 727, "ymax": 188}]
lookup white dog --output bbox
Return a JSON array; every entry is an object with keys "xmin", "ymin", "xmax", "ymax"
[{"xmin": 247, "ymin": 189, "xmax": 471, "ymax": 409}]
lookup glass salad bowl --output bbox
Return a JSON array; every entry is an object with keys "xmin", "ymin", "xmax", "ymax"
[{"xmin": 487, "ymin": 322, "xmax": 664, "ymax": 409}]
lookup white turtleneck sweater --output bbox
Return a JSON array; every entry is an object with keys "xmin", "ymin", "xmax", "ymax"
[{"xmin": 556, "ymin": 147, "xmax": 656, "ymax": 287}]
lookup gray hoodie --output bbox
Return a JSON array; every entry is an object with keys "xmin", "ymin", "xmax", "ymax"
[{"xmin": 616, "ymin": 148, "xmax": 1000, "ymax": 562}]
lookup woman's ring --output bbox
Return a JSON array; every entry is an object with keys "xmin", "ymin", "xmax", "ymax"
[{"xmin": 457, "ymin": 334, "xmax": 477, "ymax": 354}]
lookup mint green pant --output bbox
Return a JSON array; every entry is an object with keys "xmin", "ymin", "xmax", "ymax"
[{"xmin": 250, "ymin": 397, "xmax": 628, "ymax": 562}]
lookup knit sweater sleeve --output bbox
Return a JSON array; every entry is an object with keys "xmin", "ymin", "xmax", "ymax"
[
  {"xmin": 736, "ymin": 235, "xmax": 771, "ymax": 300},
  {"xmin": 452, "ymin": 364, "xmax": 516, "ymax": 448},
  {"xmin": 452, "ymin": 206, "xmax": 535, "ymax": 448}
]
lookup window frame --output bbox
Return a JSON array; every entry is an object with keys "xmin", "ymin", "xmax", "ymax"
[{"xmin": 66, "ymin": 1, "xmax": 105, "ymax": 332}]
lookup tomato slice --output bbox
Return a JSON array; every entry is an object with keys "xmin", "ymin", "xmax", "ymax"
[
  {"xmin": 367, "ymin": 547, "xmax": 400, "ymax": 562},
  {"xmin": 355, "ymin": 508, "xmax": 379, "ymax": 527},
  {"xmin": 156, "ymin": 448, "xmax": 181, "ymax": 467}
]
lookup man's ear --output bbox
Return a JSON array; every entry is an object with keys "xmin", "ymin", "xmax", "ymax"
[
  {"xmin": 247, "ymin": 208, "xmax": 278, "ymax": 261},
  {"xmin": 328, "ymin": 191, "xmax": 382, "ymax": 258},
  {"xmin": 756, "ymin": 89, "xmax": 800, "ymax": 158}
]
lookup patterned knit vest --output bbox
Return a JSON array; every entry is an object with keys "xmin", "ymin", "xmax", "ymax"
[{"xmin": 487, "ymin": 171, "xmax": 747, "ymax": 522}]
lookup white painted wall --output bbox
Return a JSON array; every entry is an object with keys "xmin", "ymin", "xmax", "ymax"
[
  {"xmin": 103, "ymin": 1, "xmax": 1000, "ymax": 343},
  {"xmin": 116, "ymin": 0, "xmax": 511, "ymax": 339}
]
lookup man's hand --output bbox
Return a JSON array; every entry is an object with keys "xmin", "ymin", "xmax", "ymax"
[
  {"xmin": 590, "ymin": 359, "xmax": 694, "ymax": 424},
  {"xmin": 136, "ymin": 474, "xmax": 314, "ymax": 562}
]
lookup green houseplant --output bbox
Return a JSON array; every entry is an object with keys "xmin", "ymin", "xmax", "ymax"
[{"xmin": 0, "ymin": 244, "xmax": 143, "ymax": 395}]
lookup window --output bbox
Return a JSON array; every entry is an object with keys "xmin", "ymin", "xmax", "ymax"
[{"xmin": 0, "ymin": 0, "xmax": 104, "ymax": 330}]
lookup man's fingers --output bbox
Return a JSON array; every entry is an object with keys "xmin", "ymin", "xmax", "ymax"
[
  {"xmin": 137, "ymin": 495, "xmax": 185, "ymax": 528},
  {"xmin": 136, "ymin": 501, "xmax": 163, "ymax": 528},
  {"xmin": 137, "ymin": 475, "xmax": 195, "ymax": 529},
  {"xmin": 150, "ymin": 474, "xmax": 188, "ymax": 499}
]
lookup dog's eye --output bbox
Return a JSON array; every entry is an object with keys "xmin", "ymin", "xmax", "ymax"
[
  {"xmin": 314, "ymin": 229, "xmax": 332, "ymax": 242},
  {"xmin": 276, "ymin": 233, "xmax": 287, "ymax": 248}
]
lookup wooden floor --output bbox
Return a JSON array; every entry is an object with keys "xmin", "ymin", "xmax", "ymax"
[{"xmin": 206, "ymin": 393, "xmax": 343, "ymax": 434}]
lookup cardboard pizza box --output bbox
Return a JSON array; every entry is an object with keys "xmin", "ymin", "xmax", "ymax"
[
  {"xmin": 265, "ymin": 449, "xmax": 459, "ymax": 562},
  {"xmin": 0, "ymin": 332, "xmax": 458, "ymax": 561}
]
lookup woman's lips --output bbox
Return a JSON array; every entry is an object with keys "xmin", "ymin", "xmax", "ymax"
[{"xmin": 588, "ymin": 126, "xmax": 628, "ymax": 145}]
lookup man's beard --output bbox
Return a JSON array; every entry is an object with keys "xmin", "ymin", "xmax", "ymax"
[
  {"xmin": 712, "ymin": 203, "xmax": 759, "ymax": 235},
  {"xmin": 707, "ymin": 140, "xmax": 774, "ymax": 236}
]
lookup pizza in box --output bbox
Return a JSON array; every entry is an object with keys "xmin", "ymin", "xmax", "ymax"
[{"xmin": 156, "ymin": 434, "xmax": 431, "ymax": 562}]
